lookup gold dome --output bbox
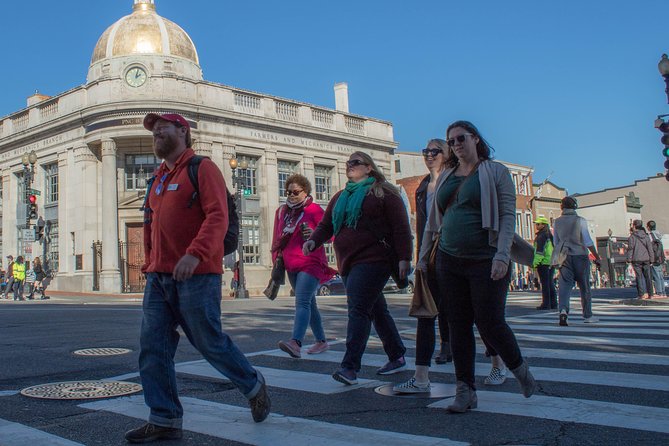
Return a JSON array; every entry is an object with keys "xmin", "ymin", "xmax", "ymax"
[{"xmin": 91, "ymin": 0, "xmax": 199, "ymax": 65}]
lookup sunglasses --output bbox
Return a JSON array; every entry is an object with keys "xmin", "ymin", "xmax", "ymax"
[
  {"xmin": 346, "ymin": 159, "xmax": 369, "ymax": 168},
  {"xmin": 422, "ymin": 148, "xmax": 443, "ymax": 158},
  {"xmin": 446, "ymin": 133, "xmax": 473, "ymax": 147},
  {"xmin": 155, "ymin": 173, "xmax": 168, "ymax": 195},
  {"xmin": 285, "ymin": 189, "xmax": 304, "ymax": 197}
]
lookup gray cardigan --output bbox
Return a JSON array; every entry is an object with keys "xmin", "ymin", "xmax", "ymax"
[{"xmin": 417, "ymin": 160, "xmax": 516, "ymax": 266}]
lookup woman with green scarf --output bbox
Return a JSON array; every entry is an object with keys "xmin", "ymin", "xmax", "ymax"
[{"xmin": 303, "ymin": 151, "xmax": 413, "ymax": 385}]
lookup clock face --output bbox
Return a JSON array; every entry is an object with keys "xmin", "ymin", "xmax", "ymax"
[{"xmin": 125, "ymin": 67, "xmax": 147, "ymax": 87}]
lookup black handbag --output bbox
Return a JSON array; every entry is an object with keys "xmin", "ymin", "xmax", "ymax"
[{"xmin": 264, "ymin": 254, "xmax": 286, "ymax": 301}]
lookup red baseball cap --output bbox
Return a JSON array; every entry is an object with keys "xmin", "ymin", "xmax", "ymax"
[{"xmin": 143, "ymin": 113, "xmax": 190, "ymax": 131}]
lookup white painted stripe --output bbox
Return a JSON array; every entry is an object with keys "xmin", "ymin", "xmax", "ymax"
[
  {"xmin": 429, "ymin": 391, "xmax": 669, "ymax": 434},
  {"xmin": 509, "ymin": 323, "xmax": 669, "ymax": 335},
  {"xmin": 0, "ymin": 391, "xmax": 18, "ymax": 397},
  {"xmin": 514, "ymin": 332, "xmax": 667, "ymax": 347},
  {"xmin": 262, "ymin": 351, "xmax": 668, "ymax": 391},
  {"xmin": 514, "ymin": 346, "xmax": 669, "ymax": 366},
  {"xmin": 0, "ymin": 418, "xmax": 84, "ymax": 445},
  {"xmin": 82, "ymin": 395, "xmax": 468, "ymax": 446},
  {"xmin": 509, "ymin": 316, "xmax": 669, "ymax": 324},
  {"xmin": 177, "ymin": 363, "xmax": 381, "ymax": 394}
]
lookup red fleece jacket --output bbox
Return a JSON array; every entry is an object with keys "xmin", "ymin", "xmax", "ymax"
[{"xmin": 142, "ymin": 148, "xmax": 229, "ymax": 274}]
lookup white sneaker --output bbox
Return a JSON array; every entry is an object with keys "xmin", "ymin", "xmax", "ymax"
[
  {"xmin": 392, "ymin": 377, "xmax": 431, "ymax": 394},
  {"xmin": 484, "ymin": 366, "xmax": 507, "ymax": 385},
  {"xmin": 583, "ymin": 316, "xmax": 599, "ymax": 323}
]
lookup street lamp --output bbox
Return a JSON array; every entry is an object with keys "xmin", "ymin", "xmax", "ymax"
[
  {"xmin": 659, "ymin": 54, "xmax": 669, "ymax": 104},
  {"xmin": 21, "ymin": 150, "xmax": 38, "ymax": 227},
  {"xmin": 229, "ymin": 157, "xmax": 249, "ymax": 299}
]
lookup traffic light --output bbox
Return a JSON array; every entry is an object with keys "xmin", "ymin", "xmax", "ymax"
[
  {"xmin": 36, "ymin": 217, "xmax": 46, "ymax": 241},
  {"xmin": 28, "ymin": 194, "xmax": 38, "ymax": 219},
  {"xmin": 656, "ymin": 118, "xmax": 669, "ymax": 181}
]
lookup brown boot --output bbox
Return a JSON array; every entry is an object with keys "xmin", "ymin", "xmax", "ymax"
[
  {"xmin": 510, "ymin": 359, "xmax": 537, "ymax": 398},
  {"xmin": 434, "ymin": 342, "xmax": 453, "ymax": 364},
  {"xmin": 447, "ymin": 381, "xmax": 478, "ymax": 413}
]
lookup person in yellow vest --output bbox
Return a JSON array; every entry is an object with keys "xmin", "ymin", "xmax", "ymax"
[
  {"xmin": 533, "ymin": 217, "xmax": 557, "ymax": 310},
  {"xmin": 12, "ymin": 256, "xmax": 26, "ymax": 301}
]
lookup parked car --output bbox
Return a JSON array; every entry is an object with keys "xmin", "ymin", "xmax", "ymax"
[{"xmin": 317, "ymin": 271, "xmax": 415, "ymax": 296}]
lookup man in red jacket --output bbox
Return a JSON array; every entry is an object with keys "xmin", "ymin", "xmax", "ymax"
[{"xmin": 125, "ymin": 113, "xmax": 270, "ymax": 444}]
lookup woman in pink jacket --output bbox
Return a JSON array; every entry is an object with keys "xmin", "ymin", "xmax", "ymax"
[{"xmin": 272, "ymin": 174, "xmax": 336, "ymax": 358}]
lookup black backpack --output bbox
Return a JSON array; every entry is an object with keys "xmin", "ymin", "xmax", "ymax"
[
  {"xmin": 141, "ymin": 155, "xmax": 239, "ymax": 256},
  {"xmin": 650, "ymin": 233, "xmax": 666, "ymax": 265}
]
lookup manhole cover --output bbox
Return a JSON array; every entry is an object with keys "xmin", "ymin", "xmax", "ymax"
[
  {"xmin": 21, "ymin": 381, "xmax": 142, "ymax": 400},
  {"xmin": 374, "ymin": 383, "xmax": 455, "ymax": 398},
  {"xmin": 73, "ymin": 348, "xmax": 132, "ymax": 356}
]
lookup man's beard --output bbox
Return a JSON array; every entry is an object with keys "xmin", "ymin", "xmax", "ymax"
[{"xmin": 153, "ymin": 134, "xmax": 178, "ymax": 160}]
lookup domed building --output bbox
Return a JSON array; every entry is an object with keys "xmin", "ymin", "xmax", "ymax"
[{"xmin": 0, "ymin": 0, "xmax": 397, "ymax": 294}]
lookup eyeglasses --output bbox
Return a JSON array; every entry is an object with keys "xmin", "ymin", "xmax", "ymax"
[
  {"xmin": 446, "ymin": 133, "xmax": 473, "ymax": 147},
  {"xmin": 285, "ymin": 189, "xmax": 304, "ymax": 197},
  {"xmin": 155, "ymin": 173, "xmax": 168, "ymax": 195},
  {"xmin": 346, "ymin": 159, "xmax": 369, "ymax": 168},
  {"xmin": 422, "ymin": 148, "xmax": 443, "ymax": 158}
]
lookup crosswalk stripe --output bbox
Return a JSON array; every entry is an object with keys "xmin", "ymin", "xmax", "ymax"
[
  {"xmin": 506, "ymin": 323, "xmax": 669, "ymax": 335},
  {"xmin": 261, "ymin": 350, "xmax": 669, "ymax": 391},
  {"xmin": 176, "ymin": 363, "xmax": 382, "ymax": 394},
  {"xmin": 513, "ymin": 332, "xmax": 667, "ymax": 347},
  {"xmin": 429, "ymin": 391, "xmax": 669, "ymax": 435},
  {"xmin": 508, "ymin": 317, "xmax": 669, "ymax": 325},
  {"xmin": 0, "ymin": 418, "xmax": 84, "ymax": 445},
  {"xmin": 81, "ymin": 395, "xmax": 468, "ymax": 446}
]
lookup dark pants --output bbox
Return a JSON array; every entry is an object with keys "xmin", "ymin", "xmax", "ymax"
[
  {"xmin": 632, "ymin": 262, "xmax": 653, "ymax": 297},
  {"xmin": 436, "ymin": 250, "xmax": 523, "ymax": 389},
  {"xmin": 537, "ymin": 265, "xmax": 557, "ymax": 308},
  {"xmin": 341, "ymin": 263, "xmax": 406, "ymax": 372},
  {"xmin": 415, "ymin": 273, "xmax": 450, "ymax": 366},
  {"xmin": 558, "ymin": 255, "xmax": 592, "ymax": 318}
]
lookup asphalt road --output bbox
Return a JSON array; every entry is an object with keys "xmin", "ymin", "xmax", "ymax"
[{"xmin": 0, "ymin": 286, "xmax": 668, "ymax": 445}]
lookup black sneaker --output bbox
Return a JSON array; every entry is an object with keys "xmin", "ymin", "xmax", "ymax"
[
  {"xmin": 377, "ymin": 356, "xmax": 407, "ymax": 375},
  {"xmin": 559, "ymin": 310, "xmax": 568, "ymax": 327},
  {"xmin": 332, "ymin": 368, "xmax": 358, "ymax": 385},
  {"xmin": 124, "ymin": 423, "xmax": 182, "ymax": 443},
  {"xmin": 249, "ymin": 371, "xmax": 271, "ymax": 423}
]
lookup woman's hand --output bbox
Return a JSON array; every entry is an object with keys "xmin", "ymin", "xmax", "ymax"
[
  {"xmin": 301, "ymin": 226, "xmax": 314, "ymax": 239},
  {"xmin": 415, "ymin": 260, "xmax": 428, "ymax": 272},
  {"xmin": 399, "ymin": 260, "xmax": 411, "ymax": 278},
  {"xmin": 490, "ymin": 260, "xmax": 508, "ymax": 281},
  {"xmin": 302, "ymin": 240, "xmax": 316, "ymax": 256}
]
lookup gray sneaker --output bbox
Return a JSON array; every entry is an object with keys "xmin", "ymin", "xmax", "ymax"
[{"xmin": 377, "ymin": 357, "xmax": 407, "ymax": 375}]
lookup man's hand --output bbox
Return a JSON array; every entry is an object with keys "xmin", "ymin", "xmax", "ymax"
[
  {"xmin": 302, "ymin": 240, "xmax": 315, "ymax": 256},
  {"xmin": 491, "ymin": 259, "xmax": 508, "ymax": 281},
  {"xmin": 173, "ymin": 254, "xmax": 200, "ymax": 281},
  {"xmin": 398, "ymin": 260, "xmax": 412, "ymax": 279}
]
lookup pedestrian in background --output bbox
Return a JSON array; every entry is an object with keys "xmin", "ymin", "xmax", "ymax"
[
  {"xmin": 627, "ymin": 219, "xmax": 655, "ymax": 299},
  {"xmin": 12, "ymin": 256, "xmax": 26, "ymax": 301},
  {"xmin": 647, "ymin": 220, "xmax": 666, "ymax": 298},
  {"xmin": 304, "ymin": 151, "xmax": 412, "ymax": 386},
  {"xmin": 273, "ymin": 173, "xmax": 336, "ymax": 359},
  {"xmin": 2, "ymin": 255, "xmax": 15, "ymax": 300},
  {"xmin": 417, "ymin": 120, "xmax": 536, "ymax": 413},
  {"xmin": 533, "ymin": 216, "xmax": 556, "ymax": 310},
  {"xmin": 553, "ymin": 196, "xmax": 601, "ymax": 325},
  {"xmin": 29, "ymin": 257, "xmax": 46, "ymax": 300},
  {"xmin": 125, "ymin": 113, "xmax": 270, "ymax": 444}
]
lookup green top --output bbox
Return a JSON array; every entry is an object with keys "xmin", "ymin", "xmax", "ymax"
[{"xmin": 437, "ymin": 171, "xmax": 496, "ymax": 259}]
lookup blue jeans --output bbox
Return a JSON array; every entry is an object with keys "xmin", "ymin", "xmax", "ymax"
[
  {"xmin": 558, "ymin": 255, "xmax": 592, "ymax": 318},
  {"xmin": 436, "ymin": 250, "xmax": 523, "ymax": 389},
  {"xmin": 287, "ymin": 271, "xmax": 326, "ymax": 342},
  {"xmin": 140, "ymin": 273, "xmax": 261, "ymax": 428},
  {"xmin": 651, "ymin": 264, "xmax": 665, "ymax": 296},
  {"xmin": 341, "ymin": 263, "xmax": 406, "ymax": 371}
]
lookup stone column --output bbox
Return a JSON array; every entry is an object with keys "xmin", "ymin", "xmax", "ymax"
[
  {"xmin": 73, "ymin": 145, "xmax": 98, "ymax": 278},
  {"xmin": 302, "ymin": 155, "xmax": 315, "ymax": 192},
  {"xmin": 262, "ymin": 150, "xmax": 279, "ymax": 267},
  {"xmin": 99, "ymin": 139, "xmax": 121, "ymax": 293},
  {"xmin": 221, "ymin": 144, "xmax": 235, "ymax": 182}
]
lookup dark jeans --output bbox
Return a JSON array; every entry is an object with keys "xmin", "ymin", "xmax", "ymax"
[
  {"xmin": 415, "ymin": 273, "xmax": 450, "ymax": 366},
  {"xmin": 536, "ymin": 264, "xmax": 557, "ymax": 308},
  {"xmin": 341, "ymin": 263, "xmax": 406, "ymax": 372},
  {"xmin": 436, "ymin": 250, "xmax": 523, "ymax": 389},
  {"xmin": 140, "ymin": 273, "xmax": 261, "ymax": 428},
  {"xmin": 632, "ymin": 262, "xmax": 653, "ymax": 297},
  {"xmin": 558, "ymin": 255, "xmax": 592, "ymax": 318}
]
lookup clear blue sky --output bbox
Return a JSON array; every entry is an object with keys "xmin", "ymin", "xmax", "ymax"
[{"xmin": 1, "ymin": 0, "xmax": 667, "ymax": 193}]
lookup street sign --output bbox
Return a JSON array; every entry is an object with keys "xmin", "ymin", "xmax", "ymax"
[
  {"xmin": 28, "ymin": 189, "xmax": 41, "ymax": 196},
  {"xmin": 25, "ymin": 246, "xmax": 32, "ymax": 254},
  {"xmin": 23, "ymin": 228, "xmax": 35, "ymax": 242}
]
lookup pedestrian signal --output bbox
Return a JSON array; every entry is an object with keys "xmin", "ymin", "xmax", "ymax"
[{"xmin": 28, "ymin": 195, "xmax": 38, "ymax": 219}]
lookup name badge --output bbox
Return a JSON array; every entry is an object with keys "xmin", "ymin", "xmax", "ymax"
[{"xmin": 167, "ymin": 183, "xmax": 179, "ymax": 191}]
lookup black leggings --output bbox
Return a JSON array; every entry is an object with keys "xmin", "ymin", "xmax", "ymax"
[{"xmin": 415, "ymin": 273, "xmax": 449, "ymax": 366}]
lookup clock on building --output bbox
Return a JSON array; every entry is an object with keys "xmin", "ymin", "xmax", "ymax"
[{"xmin": 125, "ymin": 67, "xmax": 147, "ymax": 87}]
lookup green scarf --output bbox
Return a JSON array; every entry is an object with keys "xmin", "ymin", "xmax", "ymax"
[{"xmin": 332, "ymin": 177, "xmax": 375, "ymax": 235}]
